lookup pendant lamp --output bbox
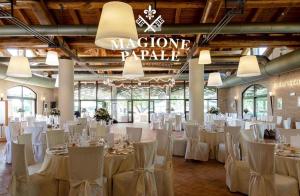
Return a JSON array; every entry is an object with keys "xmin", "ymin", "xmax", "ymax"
[
  {"xmin": 6, "ymin": 56, "xmax": 32, "ymax": 77},
  {"xmin": 95, "ymin": 1, "xmax": 138, "ymax": 50},
  {"xmin": 207, "ymin": 72, "xmax": 223, "ymax": 87},
  {"xmin": 46, "ymin": 51, "xmax": 59, "ymax": 65},
  {"xmin": 237, "ymin": 55, "xmax": 261, "ymax": 77},
  {"xmin": 122, "ymin": 55, "xmax": 144, "ymax": 78},
  {"xmin": 198, "ymin": 50, "xmax": 211, "ymax": 64}
]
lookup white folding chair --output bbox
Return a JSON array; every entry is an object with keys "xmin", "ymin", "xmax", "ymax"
[{"xmin": 126, "ymin": 127, "xmax": 142, "ymax": 143}]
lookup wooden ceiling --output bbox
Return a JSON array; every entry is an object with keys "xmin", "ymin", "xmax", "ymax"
[{"xmin": 0, "ymin": 0, "xmax": 300, "ymax": 79}]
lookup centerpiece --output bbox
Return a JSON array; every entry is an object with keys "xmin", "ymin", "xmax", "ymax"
[
  {"xmin": 207, "ymin": 107, "xmax": 220, "ymax": 115},
  {"xmin": 94, "ymin": 108, "xmax": 111, "ymax": 123},
  {"xmin": 50, "ymin": 108, "xmax": 60, "ymax": 128}
]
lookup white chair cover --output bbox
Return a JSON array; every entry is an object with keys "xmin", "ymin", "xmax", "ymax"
[
  {"xmin": 10, "ymin": 142, "xmax": 58, "ymax": 196},
  {"xmin": 174, "ymin": 114, "xmax": 182, "ymax": 131},
  {"xmin": 184, "ymin": 124, "xmax": 209, "ymax": 161},
  {"xmin": 77, "ymin": 117, "xmax": 88, "ymax": 128},
  {"xmin": 46, "ymin": 130, "xmax": 65, "ymax": 148},
  {"xmin": 105, "ymin": 133, "xmax": 114, "ymax": 148},
  {"xmin": 27, "ymin": 127, "xmax": 45, "ymax": 162},
  {"xmin": 225, "ymin": 130, "xmax": 249, "ymax": 194},
  {"xmin": 283, "ymin": 118, "xmax": 292, "ymax": 129},
  {"xmin": 276, "ymin": 116, "xmax": 282, "ymax": 126},
  {"xmin": 68, "ymin": 146, "xmax": 106, "ymax": 196},
  {"xmin": 155, "ymin": 129, "xmax": 174, "ymax": 196},
  {"xmin": 126, "ymin": 127, "xmax": 142, "ymax": 143},
  {"xmin": 33, "ymin": 121, "xmax": 47, "ymax": 131},
  {"xmin": 276, "ymin": 128, "xmax": 300, "ymax": 143},
  {"xmin": 89, "ymin": 124, "xmax": 109, "ymax": 138},
  {"xmin": 247, "ymin": 141, "xmax": 299, "ymax": 196},
  {"xmin": 25, "ymin": 116, "xmax": 36, "ymax": 127},
  {"xmin": 295, "ymin": 122, "xmax": 300, "ymax": 129},
  {"xmin": 4, "ymin": 126, "xmax": 12, "ymax": 163},
  {"xmin": 68, "ymin": 124, "xmax": 84, "ymax": 136},
  {"xmin": 113, "ymin": 141, "xmax": 158, "ymax": 196},
  {"xmin": 17, "ymin": 133, "xmax": 35, "ymax": 166}
]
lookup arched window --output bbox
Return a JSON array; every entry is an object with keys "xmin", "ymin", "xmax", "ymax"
[
  {"xmin": 7, "ymin": 86, "xmax": 37, "ymax": 117},
  {"xmin": 242, "ymin": 84, "xmax": 268, "ymax": 118}
]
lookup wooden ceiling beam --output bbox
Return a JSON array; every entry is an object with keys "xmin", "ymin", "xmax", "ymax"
[
  {"xmin": 69, "ymin": 10, "xmax": 81, "ymax": 25},
  {"xmin": 14, "ymin": 9, "xmax": 31, "ymax": 25},
  {"xmin": 42, "ymin": 0, "xmax": 300, "ymax": 10},
  {"xmin": 174, "ymin": 8, "xmax": 181, "ymax": 24}
]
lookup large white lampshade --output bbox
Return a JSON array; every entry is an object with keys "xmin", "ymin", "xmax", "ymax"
[
  {"xmin": 46, "ymin": 51, "xmax": 59, "ymax": 65},
  {"xmin": 6, "ymin": 56, "xmax": 32, "ymax": 77},
  {"xmin": 237, "ymin": 55, "xmax": 261, "ymax": 77},
  {"xmin": 122, "ymin": 55, "xmax": 144, "ymax": 78},
  {"xmin": 198, "ymin": 50, "xmax": 211, "ymax": 64},
  {"xmin": 207, "ymin": 72, "xmax": 223, "ymax": 87},
  {"xmin": 95, "ymin": 1, "xmax": 138, "ymax": 50}
]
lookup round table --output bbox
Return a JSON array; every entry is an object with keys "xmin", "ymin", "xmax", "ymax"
[
  {"xmin": 275, "ymin": 155, "xmax": 300, "ymax": 189},
  {"xmin": 39, "ymin": 149, "xmax": 135, "ymax": 196},
  {"xmin": 200, "ymin": 130, "xmax": 225, "ymax": 159}
]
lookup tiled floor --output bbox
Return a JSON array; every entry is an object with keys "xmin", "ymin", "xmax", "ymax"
[{"xmin": 0, "ymin": 123, "xmax": 242, "ymax": 196}]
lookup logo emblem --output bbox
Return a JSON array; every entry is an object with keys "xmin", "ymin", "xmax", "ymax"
[{"xmin": 136, "ymin": 5, "xmax": 164, "ymax": 32}]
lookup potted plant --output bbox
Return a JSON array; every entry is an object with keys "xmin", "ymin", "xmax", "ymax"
[
  {"xmin": 94, "ymin": 108, "xmax": 111, "ymax": 123},
  {"xmin": 207, "ymin": 107, "xmax": 220, "ymax": 115}
]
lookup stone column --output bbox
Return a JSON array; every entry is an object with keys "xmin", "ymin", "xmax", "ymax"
[
  {"xmin": 189, "ymin": 58, "xmax": 204, "ymax": 124},
  {"xmin": 58, "ymin": 59, "xmax": 74, "ymax": 127}
]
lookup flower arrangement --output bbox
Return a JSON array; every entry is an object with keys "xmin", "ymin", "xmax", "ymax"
[
  {"xmin": 207, "ymin": 107, "xmax": 220, "ymax": 115},
  {"xmin": 243, "ymin": 108, "xmax": 249, "ymax": 114},
  {"xmin": 17, "ymin": 108, "xmax": 24, "ymax": 113},
  {"xmin": 94, "ymin": 108, "xmax": 111, "ymax": 122},
  {"xmin": 81, "ymin": 108, "xmax": 87, "ymax": 113},
  {"xmin": 50, "ymin": 108, "xmax": 60, "ymax": 116}
]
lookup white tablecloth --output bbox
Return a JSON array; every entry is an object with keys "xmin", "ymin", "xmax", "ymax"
[
  {"xmin": 39, "ymin": 149, "xmax": 135, "ymax": 196},
  {"xmin": 275, "ymin": 155, "xmax": 300, "ymax": 189},
  {"xmin": 200, "ymin": 131, "xmax": 225, "ymax": 159}
]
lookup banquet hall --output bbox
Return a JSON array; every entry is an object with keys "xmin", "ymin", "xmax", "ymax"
[{"xmin": 0, "ymin": 0, "xmax": 300, "ymax": 195}]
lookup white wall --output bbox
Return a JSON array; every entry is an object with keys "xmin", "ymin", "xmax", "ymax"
[{"xmin": 0, "ymin": 79, "xmax": 56, "ymax": 115}]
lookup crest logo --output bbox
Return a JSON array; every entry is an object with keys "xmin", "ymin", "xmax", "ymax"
[{"xmin": 136, "ymin": 5, "xmax": 164, "ymax": 32}]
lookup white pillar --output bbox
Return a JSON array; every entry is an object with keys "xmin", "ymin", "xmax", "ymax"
[
  {"xmin": 111, "ymin": 86, "xmax": 117, "ymax": 120},
  {"xmin": 189, "ymin": 58, "xmax": 204, "ymax": 124},
  {"xmin": 58, "ymin": 59, "xmax": 74, "ymax": 127}
]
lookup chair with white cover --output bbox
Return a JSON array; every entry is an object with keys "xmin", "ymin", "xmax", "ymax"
[
  {"xmin": 295, "ymin": 122, "xmax": 300, "ymax": 129},
  {"xmin": 17, "ymin": 133, "xmax": 35, "ymax": 166},
  {"xmin": 68, "ymin": 146, "xmax": 107, "ymax": 196},
  {"xmin": 89, "ymin": 124, "xmax": 109, "ymax": 138},
  {"xmin": 4, "ymin": 122, "xmax": 21, "ymax": 164},
  {"xmin": 276, "ymin": 128, "xmax": 300, "ymax": 143},
  {"xmin": 27, "ymin": 127, "xmax": 45, "ymax": 162},
  {"xmin": 225, "ymin": 129, "xmax": 249, "ymax": 194},
  {"xmin": 276, "ymin": 116, "xmax": 282, "ymax": 127},
  {"xmin": 247, "ymin": 141, "xmax": 299, "ymax": 196},
  {"xmin": 283, "ymin": 118, "xmax": 292, "ymax": 129},
  {"xmin": 68, "ymin": 124, "xmax": 83, "ymax": 136},
  {"xmin": 184, "ymin": 124, "xmax": 209, "ymax": 161},
  {"xmin": 77, "ymin": 117, "xmax": 87, "ymax": 127},
  {"xmin": 217, "ymin": 126, "xmax": 241, "ymax": 163},
  {"xmin": 126, "ymin": 127, "xmax": 142, "ymax": 143},
  {"xmin": 10, "ymin": 142, "xmax": 58, "ymax": 196},
  {"xmin": 105, "ymin": 133, "xmax": 114, "ymax": 148},
  {"xmin": 46, "ymin": 130, "xmax": 65, "ymax": 149},
  {"xmin": 33, "ymin": 121, "xmax": 47, "ymax": 131},
  {"xmin": 26, "ymin": 116, "xmax": 36, "ymax": 127},
  {"xmin": 155, "ymin": 129, "xmax": 174, "ymax": 196},
  {"xmin": 174, "ymin": 114, "xmax": 182, "ymax": 131},
  {"xmin": 113, "ymin": 141, "xmax": 158, "ymax": 196}
]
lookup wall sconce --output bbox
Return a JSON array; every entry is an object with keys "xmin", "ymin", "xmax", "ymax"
[
  {"xmin": 0, "ymin": 93, "xmax": 4, "ymax": 101},
  {"xmin": 269, "ymin": 92, "xmax": 274, "ymax": 116},
  {"xmin": 234, "ymin": 96, "xmax": 238, "ymax": 114}
]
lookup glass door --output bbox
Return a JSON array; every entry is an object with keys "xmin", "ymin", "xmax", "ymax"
[
  {"xmin": 132, "ymin": 100, "xmax": 148, "ymax": 123},
  {"xmin": 127, "ymin": 100, "xmax": 133, "ymax": 123},
  {"xmin": 149, "ymin": 100, "xmax": 154, "ymax": 122}
]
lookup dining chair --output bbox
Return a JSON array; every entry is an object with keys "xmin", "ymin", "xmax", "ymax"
[
  {"xmin": 126, "ymin": 127, "xmax": 142, "ymax": 143},
  {"xmin": 155, "ymin": 129, "xmax": 174, "ymax": 196},
  {"xmin": 68, "ymin": 146, "xmax": 106, "ymax": 196},
  {"xmin": 113, "ymin": 141, "xmax": 158, "ymax": 196},
  {"xmin": 17, "ymin": 133, "xmax": 35, "ymax": 166},
  {"xmin": 31, "ymin": 127, "xmax": 45, "ymax": 162},
  {"xmin": 46, "ymin": 130, "xmax": 65, "ymax": 149},
  {"xmin": 283, "ymin": 118, "xmax": 292, "ymax": 129},
  {"xmin": 174, "ymin": 114, "xmax": 182, "ymax": 131},
  {"xmin": 11, "ymin": 142, "xmax": 58, "ymax": 196},
  {"xmin": 184, "ymin": 124, "xmax": 209, "ymax": 161},
  {"xmin": 68, "ymin": 124, "xmax": 83, "ymax": 136},
  {"xmin": 33, "ymin": 121, "xmax": 47, "ymax": 131},
  {"xmin": 276, "ymin": 116, "xmax": 283, "ymax": 126},
  {"xmin": 4, "ymin": 126, "xmax": 13, "ymax": 164},
  {"xmin": 89, "ymin": 124, "xmax": 109, "ymax": 138},
  {"xmin": 246, "ymin": 141, "xmax": 299, "ymax": 196},
  {"xmin": 225, "ymin": 129, "xmax": 249, "ymax": 195}
]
